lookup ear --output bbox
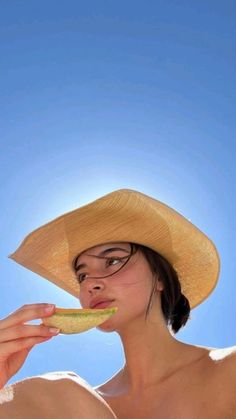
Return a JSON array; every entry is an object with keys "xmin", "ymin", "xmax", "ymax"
[
  {"xmin": 153, "ymin": 275, "xmax": 164, "ymax": 292},
  {"xmin": 156, "ymin": 280, "xmax": 164, "ymax": 292}
]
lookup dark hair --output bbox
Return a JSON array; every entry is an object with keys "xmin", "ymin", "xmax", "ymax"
[{"xmin": 131, "ymin": 243, "xmax": 191, "ymax": 334}]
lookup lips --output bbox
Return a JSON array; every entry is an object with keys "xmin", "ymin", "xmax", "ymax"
[{"xmin": 90, "ymin": 299, "xmax": 115, "ymax": 309}]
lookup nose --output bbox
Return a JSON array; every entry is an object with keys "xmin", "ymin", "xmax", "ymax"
[{"xmin": 86, "ymin": 277, "xmax": 106, "ymax": 294}]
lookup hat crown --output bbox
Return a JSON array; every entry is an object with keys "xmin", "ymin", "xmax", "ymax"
[{"xmin": 9, "ymin": 188, "xmax": 220, "ymax": 309}]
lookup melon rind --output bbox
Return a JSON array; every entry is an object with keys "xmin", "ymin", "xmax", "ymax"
[{"xmin": 42, "ymin": 307, "xmax": 118, "ymax": 334}]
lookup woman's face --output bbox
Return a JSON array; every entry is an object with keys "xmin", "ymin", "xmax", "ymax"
[{"xmin": 74, "ymin": 242, "xmax": 163, "ymax": 331}]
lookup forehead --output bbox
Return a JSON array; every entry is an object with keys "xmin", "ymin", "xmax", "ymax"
[{"xmin": 77, "ymin": 242, "xmax": 130, "ymax": 259}]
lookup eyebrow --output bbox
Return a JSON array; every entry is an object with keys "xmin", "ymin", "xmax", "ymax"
[{"xmin": 74, "ymin": 247, "xmax": 130, "ymax": 273}]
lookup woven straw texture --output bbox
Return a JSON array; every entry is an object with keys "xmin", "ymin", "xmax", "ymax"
[{"xmin": 9, "ymin": 189, "xmax": 220, "ymax": 309}]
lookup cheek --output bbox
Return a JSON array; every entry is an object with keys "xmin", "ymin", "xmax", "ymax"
[
  {"xmin": 77, "ymin": 291, "xmax": 87, "ymax": 308},
  {"xmin": 112, "ymin": 276, "xmax": 148, "ymax": 294},
  {"xmin": 111, "ymin": 265, "xmax": 153, "ymax": 300}
]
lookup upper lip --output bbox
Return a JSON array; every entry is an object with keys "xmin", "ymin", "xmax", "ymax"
[{"xmin": 90, "ymin": 298, "xmax": 115, "ymax": 309}]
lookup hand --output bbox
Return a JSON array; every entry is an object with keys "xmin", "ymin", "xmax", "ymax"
[{"xmin": 0, "ymin": 303, "xmax": 60, "ymax": 388}]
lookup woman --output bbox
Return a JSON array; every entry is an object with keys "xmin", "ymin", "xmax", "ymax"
[{"xmin": 0, "ymin": 189, "xmax": 236, "ymax": 418}]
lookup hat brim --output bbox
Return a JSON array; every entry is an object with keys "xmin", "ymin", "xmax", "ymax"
[{"xmin": 8, "ymin": 189, "xmax": 220, "ymax": 309}]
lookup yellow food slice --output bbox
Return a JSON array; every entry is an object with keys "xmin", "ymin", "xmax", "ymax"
[{"xmin": 42, "ymin": 307, "xmax": 118, "ymax": 334}]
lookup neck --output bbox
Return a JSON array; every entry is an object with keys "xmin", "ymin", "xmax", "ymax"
[{"xmin": 116, "ymin": 308, "xmax": 195, "ymax": 393}]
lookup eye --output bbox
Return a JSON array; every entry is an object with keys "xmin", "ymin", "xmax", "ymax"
[
  {"xmin": 106, "ymin": 257, "xmax": 128, "ymax": 266},
  {"xmin": 78, "ymin": 273, "xmax": 88, "ymax": 284}
]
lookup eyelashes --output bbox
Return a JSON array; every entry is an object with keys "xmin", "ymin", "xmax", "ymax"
[{"xmin": 77, "ymin": 256, "xmax": 129, "ymax": 284}]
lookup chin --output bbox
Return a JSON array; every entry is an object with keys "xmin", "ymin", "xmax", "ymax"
[{"xmin": 96, "ymin": 320, "xmax": 117, "ymax": 333}]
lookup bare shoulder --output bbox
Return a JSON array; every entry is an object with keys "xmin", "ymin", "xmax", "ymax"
[
  {"xmin": 34, "ymin": 370, "xmax": 92, "ymax": 388},
  {"xmin": 0, "ymin": 373, "xmax": 65, "ymax": 406},
  {"xmin": 0, "ymin": 372, "xmax": 117, "ymax": 419},
  {"xmin": 2, "ymin": 370, "xmax": 109, "ymax": 399},
  {"xmin": 207, "ymin": 346, "xmax": 236, "ymax": 416},
  {"xmin": 0, "ymin": 375, "xmax": 53, "ymax": 418},
  {"xmin": 209, "ymin": 345, "xmax": 236, "ymax": 375},
  {"xmin": 37, "ymin": 370, "xmax": 112, "ymax": 397}
]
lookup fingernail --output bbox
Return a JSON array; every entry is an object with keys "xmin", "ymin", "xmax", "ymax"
[
  {"xmin": 49, "ymin": 328, "xmax": 60, "ymax": 334},
  {"xmin": 45, "ymin": 305, "xmax": 55, "ymax": 313}
]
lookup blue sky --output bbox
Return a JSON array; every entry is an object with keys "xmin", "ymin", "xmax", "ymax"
[{"xmin": 1, "ymin": 1, "xmax": 235, "ymax": 387}]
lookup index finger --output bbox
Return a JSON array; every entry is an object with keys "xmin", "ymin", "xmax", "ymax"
[{"xmin": 0, "ymin": 304, "xmax": 56, "ymax": 330}]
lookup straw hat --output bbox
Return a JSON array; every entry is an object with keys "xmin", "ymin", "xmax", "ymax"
[{"xmin": 8, "ymin": 189, "xmax": 220, "ymax": 309}]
